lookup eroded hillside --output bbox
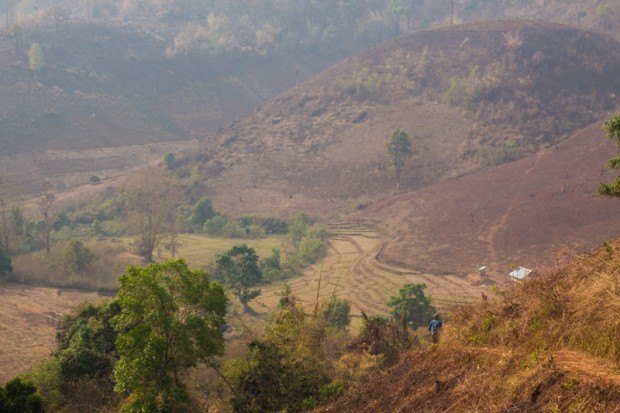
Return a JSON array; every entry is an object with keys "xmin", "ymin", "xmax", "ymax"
[{"xmin": 187, "ymin": 21, "xmax": 620, "ymax": 216}]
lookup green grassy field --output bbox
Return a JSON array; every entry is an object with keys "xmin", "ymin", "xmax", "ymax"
[{"xmin": 136, "ymin": 233, "xmax": 286, "ymax": 269}]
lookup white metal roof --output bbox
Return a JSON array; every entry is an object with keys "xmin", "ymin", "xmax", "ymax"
[{"xmin": 509, "ymin": 267, "xmax": 532, "ymax": 280}]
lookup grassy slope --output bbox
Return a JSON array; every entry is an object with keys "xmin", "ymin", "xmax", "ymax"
[
  {"xmin": 187, "ymin": 21, "xmax": 620, "ymax": 217},
  {"xmin": 319, "ymin": 240, "xmax": 620, "ymax": 412}
]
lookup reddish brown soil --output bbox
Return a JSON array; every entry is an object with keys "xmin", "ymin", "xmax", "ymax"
[{"xmin": 367, "ymin": 120, "xmax": 620, "ymax": 277}]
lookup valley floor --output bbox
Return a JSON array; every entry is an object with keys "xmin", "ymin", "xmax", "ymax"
[{"xmin": 251, "ymin": 219, "xmax": 485, "ymax": 328}]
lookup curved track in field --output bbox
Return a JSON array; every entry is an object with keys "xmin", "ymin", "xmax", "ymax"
[{"xmin": 252, "ymin": 219, "xmax": 484, "ymax": 324}]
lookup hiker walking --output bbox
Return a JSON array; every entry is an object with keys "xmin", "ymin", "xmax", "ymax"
[{"xmin": 428, "ymin": 313, "xmax": 442, "ymax": 343}]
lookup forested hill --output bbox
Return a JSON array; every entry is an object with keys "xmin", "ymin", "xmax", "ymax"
[{"xmin": 181, "ymin": 21, "xmax": 620, "ymax": 217}]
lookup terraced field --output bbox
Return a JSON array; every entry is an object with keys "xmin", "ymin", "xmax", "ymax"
[{"xmin": 250, "ymin": 219, "xmax": 485, "ymax": 327}]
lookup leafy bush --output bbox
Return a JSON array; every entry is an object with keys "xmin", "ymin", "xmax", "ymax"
[
  {"xmin": 322, "ymin": 298, "xmax": 351, "ymax": 330},
  {"xmin": 0, "ymin": 377, "xmax": 44, "ymax": 413},
  {"xmin": 0, "ymin": 248, "xmax": 12, "ymax": 277},
  {"xmin": 63, "ymin": 239, "xmax": 96, "ymax": 273},
  {"xmin": 224, "ymin": 301, "xmax": 341, "ymax": 412},
  {"xmin": 387, "ymin": 283, "xmax": 435, "ymax": 328},
  {"xmin": 191, "ymin": 196, "xmax": 215, "ymax": 228},
  {"xmin": 204, "ymin": 214, "xmax": 286, "ymax": 238},
  {"xmin": 55, "ymin": 301, "xmax": 120, "ymax": 381}
]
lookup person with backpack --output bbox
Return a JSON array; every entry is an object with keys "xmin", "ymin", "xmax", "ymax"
[{"xmin": 428, "ymin": 313, "xmax": 443, "ymax": 343}]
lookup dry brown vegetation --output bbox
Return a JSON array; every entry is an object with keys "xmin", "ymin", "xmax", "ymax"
[
  {"xmin": 185, "ymin": 21, "xmax": 620, "ymax": 218},
  {"xmin": 319, "ymin": 240, "xmax": 620, "ymax": 412},
  {"xmin": 0, "ymin": 283, "xmax": 105, "ymax": 384},
  {"xmin": 0, "ymin": 22, "xmax": 339, "ymax": 198},
  {"xmin": 10, "ymin": 238, "xmax": 140, "ymax": 291}
]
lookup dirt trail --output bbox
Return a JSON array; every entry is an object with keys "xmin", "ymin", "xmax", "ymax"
[
  {"xmin": 252, "ymin": 219, "xmax": 483, "ymax": 325},
  {"xmin": 464, "ymin": 345, "xmax": 620, "ymax": 386},
  {"xmin": 485, "ymin": 150, "xmax": 545, "ymax": 275},
  {"xmin": 554, "ymin": 350, "xmax": 620, "ymax": 386}
]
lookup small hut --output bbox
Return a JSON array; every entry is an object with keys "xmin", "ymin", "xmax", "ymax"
[{"xmin": 509, "ymin": 267, "xmax": 532, "ymax": 282}]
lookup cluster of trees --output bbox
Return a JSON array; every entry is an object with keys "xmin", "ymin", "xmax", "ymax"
[
  {"xmin": 212, "ymin": 213, "xmax": 330, "ymax": 312},
  {"xmin": 21, "ymin": 259, "xmax": 227, "ymax": 412},
  {"xmin": 5, "ymin": 245, "xmax": 439, "ymax": 412},
  {"xmin": 10, "ymin": 0, "xmax": 478, "ymax": 62}
]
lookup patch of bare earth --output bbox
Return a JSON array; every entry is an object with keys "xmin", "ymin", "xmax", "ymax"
[{"xmin": 0, "ymin": 283, "xmax": 105, "ymax": 384}]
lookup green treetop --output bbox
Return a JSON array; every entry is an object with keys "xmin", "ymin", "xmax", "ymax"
[
  {"xmin": 387, "ymin": 283, "xmax": 435, "ymax": 328},
  {"xmin": 215, "ymin": 245, "xmax": 262, "ymax": 311},
  {"xmin": 387, "ymin": 128, "xmax": 413, "ymax": 191},
  {"xmin": 599, "ymin": 116, "xmax": 620, "ymax": 197},
  {"xmin": 113, "ymin": 259, "xmax": 227, "ymax": 412}
]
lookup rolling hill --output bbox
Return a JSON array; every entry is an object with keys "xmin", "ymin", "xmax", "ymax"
[
  {"xmin": 0, "ymin": 23, "xmax": 342, "ymax": 195},
  {"xmin": 367, "ymin": 119, "xmax": 620, "ymax": 277},
  {"xmin": 187, "ymin": 21, "xmax": 620, "ymax": 217}
]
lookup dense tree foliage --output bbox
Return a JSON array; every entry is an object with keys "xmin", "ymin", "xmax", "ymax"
[
  {"xmin": 63, "ymin": 239, "xmax": 96, "ymax": 273},
  {"xmin": 0, "ymin": 378, "xmax": 44, "ymax": 413},
  {"xmin": 191, "ymin": 196, "xmax": 215, "ymax": 228},
  {"xmin": 215, "ymin": 244, "xmax": 262, "ymax": 310},
  {"xmin": 55, "ymin": 301, "xmax": 120, "ymax": 381},
  {"xmin": 113, "ymin": 259, "xmax": 227, "ymax": 412},
  {"xmin": 387, "ymin": 283, "xmax": 435, "ymax": 327},
  {"xmin": 225, "ymin": 301, "xmax": 341, "ymax": 412},
  {"xmin": 322, "ymin": 298, "xmax": 351, "ymax": 329},
  {"xmin": 599, "ymin": 116, "xmax": 620, "ymax": 197},
  {"xmin": 0, "ymin": 248, "xmax": 12, "ymax": 277}
]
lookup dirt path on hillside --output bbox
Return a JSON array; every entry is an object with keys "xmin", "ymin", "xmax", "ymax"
[
  {"xmin": 251, "ymin": 220, "xmax": 483, "ymax": 327},
  {"xmin": 0, "ymin": 284, "xmax": 105, "ymax": 384},
  {"xmin": 554, "ymin": 350, "xmax": 620, "ymax": 386},
  {"xmin": 485, "ymin": 150, "xmax": 546, "ymax": 275},
  {"xmin": 465, "ymin": 345, "xmax": 620, "ymax": 387}
]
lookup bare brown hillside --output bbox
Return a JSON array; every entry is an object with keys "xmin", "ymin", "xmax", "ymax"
[
  {"xmin": 368, "ymin": 119, "xmax": 620, "ymax": 277},
  {"xmin": 189, "ymin": 21, "xmax": 620, "ymax": 216}
]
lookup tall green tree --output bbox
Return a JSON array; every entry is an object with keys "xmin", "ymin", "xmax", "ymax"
[
  {"xmin": 387, "ymin": 128, "xmax": 413, "ymax": 191},
  {"xmin": 191, "ymin": 196, "xmax": 215, "ymax": 228},
  {"xmin": 38, "ymin": 180, "xmax": 55, "ymax": 255},
  {"xmin": 113, "ymin": 259, "xmax": 227, "ymax": 412},
  {"xmin": 387, "ymin": 283, "xmax": 435, "ymax": 328},
  {"xmin": 215, "ymin": 245, "xmax": 262, "ymax": 311},
  {"xmin": 599, "ymin": 116, "xmax": 620, "ymax": 197},
  {"xmin": 63, "ymin": 239, "xmax": 96, "ymax": 273}
]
